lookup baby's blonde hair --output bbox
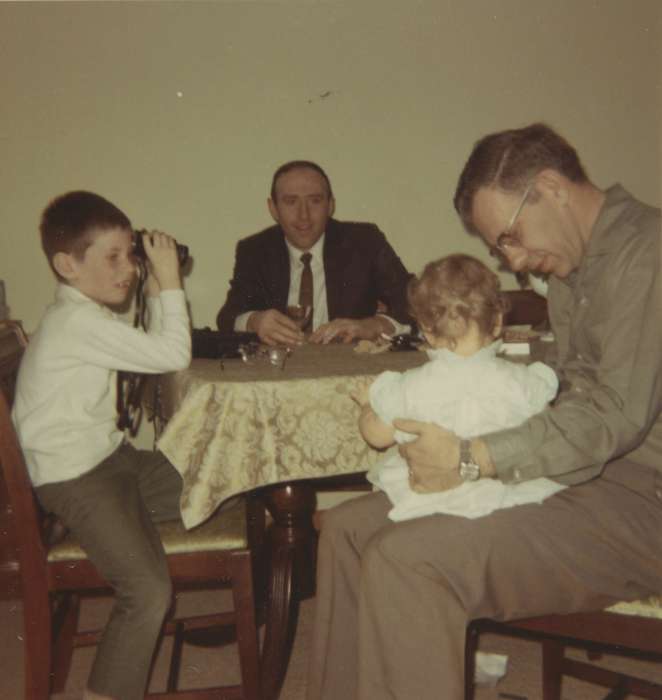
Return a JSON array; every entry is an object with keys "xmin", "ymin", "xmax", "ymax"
[{"xmin": 408, "ymin": 254, "xmax": 507, "ymax": 347}]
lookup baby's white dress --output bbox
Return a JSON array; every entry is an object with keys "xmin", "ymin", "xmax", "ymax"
[{"xmin": 368, "ymin": 341, "xmax": 565, "ymax": 522}]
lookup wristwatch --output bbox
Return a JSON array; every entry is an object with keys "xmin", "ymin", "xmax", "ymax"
[{"xmin": 459, "ymin": 439, "xmax": 481, "ymax": 482}]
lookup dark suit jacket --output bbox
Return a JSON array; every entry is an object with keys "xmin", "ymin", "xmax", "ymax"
[{"xmin": 217, "ymin": 219, "xmax": 413, "ymax": 331}]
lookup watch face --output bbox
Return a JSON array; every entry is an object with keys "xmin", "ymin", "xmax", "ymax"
[{"xmin": 459, "ymin": 460, "xmax": 480, "ymax": 482}]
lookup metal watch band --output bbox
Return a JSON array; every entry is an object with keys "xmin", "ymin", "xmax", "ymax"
[{"xmin": 459, "ymin": 439, "xmax": 481, "ymax": 482}]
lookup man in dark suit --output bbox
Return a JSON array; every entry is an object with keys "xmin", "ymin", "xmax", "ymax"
[{"xmin": 217, "ymin": 161, "xmax": 413, "ymax": 346}]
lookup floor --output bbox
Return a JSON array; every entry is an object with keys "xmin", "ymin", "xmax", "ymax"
[{"xmin": 3, "ymin": 591, "xmax": 662, "ymax": 699}]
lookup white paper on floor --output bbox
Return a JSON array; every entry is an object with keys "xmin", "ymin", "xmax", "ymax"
[{"xmin": 474, "ymin": 651, "xmax": 508, "ymax": 687}]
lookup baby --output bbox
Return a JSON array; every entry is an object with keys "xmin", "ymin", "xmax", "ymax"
[{"xmin": 356, "ymin": 253, "xmax": 565, "ymax": 522}]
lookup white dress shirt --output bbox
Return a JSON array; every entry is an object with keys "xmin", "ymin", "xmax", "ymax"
[{"xmin": 12, "ymin": 284, "xmax": 191, "ymax": 486}]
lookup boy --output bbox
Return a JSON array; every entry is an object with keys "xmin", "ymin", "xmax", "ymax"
[{"xmin": 12, "ymin": 191, "xmax": 191, "ymax": 700}]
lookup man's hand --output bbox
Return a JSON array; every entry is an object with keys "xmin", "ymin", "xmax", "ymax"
[
  {"xmin": 309, "ymin": 316, "xmax": 394, "ymax": 344},
  {"xmin": 143, "ymin": 231, "xmax": 182, "ymax": 294},
  {"xmin": 350, "ymin": 379, "xmax": 373, "ymax": 407},
  {"xmin": 248, "ymin": 309, "xmax": 304, "ymax": 347},
  {"xmin": 394, "ymin": 419, "xmax": 462, "ymax": 493}
]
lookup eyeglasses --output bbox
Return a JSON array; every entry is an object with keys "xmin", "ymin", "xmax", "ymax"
[{"xmin": 489, "ymin": 182, "xmax": 534, "ymax": 258}]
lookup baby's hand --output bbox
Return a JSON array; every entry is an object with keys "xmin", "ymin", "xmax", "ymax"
[{"xmin": 350, "ymin": 380, "xmax": 372, "ymax": 407}]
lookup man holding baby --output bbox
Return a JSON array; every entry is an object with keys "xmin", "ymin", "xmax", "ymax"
[{"xmin": 306, "ymin": 123, "xmax": 662, "ymax": 700}]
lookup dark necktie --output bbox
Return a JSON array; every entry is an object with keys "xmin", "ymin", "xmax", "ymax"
[{"xmin": 298, "ymin": 252, "xmax": 313, "ymax": 333}]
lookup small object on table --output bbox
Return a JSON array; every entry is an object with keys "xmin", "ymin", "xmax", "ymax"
[
  {"xmin": 238, "ymin": 342, "xmax": 291, "ymax": 369},
  {"xmin": 267, "ymin": 346, "xmax": 291, "ymax": 369},
  {"xmin": 389, "ymin": 333, "xmax": 423, "ymax": 352},
  {"xmin": 191, "ymin": 328, "xmax": 258, "ymax": 359},
  {"xmin": 500, "ymin": 342, "xmax": 530, "ymax": 356},
  {"xmin": 356, "ymin": 333, "xmax": 423, "ymax": 354},
  {"xmin": 355, "ymin": 338, "xmax": 390, "ymax": 354},
  {"xmin": 501, "ymin": 325, "xmax": 539, "ymax": 355}
]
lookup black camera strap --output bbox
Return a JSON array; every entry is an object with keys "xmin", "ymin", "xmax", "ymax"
[{"xmin": 116, "ymin": 262, "xmax": 148, "ymax": 436}]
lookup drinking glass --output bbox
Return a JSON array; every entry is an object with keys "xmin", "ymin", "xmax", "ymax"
[{"xmin": 286, "ymin": 305, "xmax": 312, "ymax": 329}]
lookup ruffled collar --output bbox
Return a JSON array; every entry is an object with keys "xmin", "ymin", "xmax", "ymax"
[{"xmin": 425, "ymin": 339, "xmax": 502, "ymax": 364}]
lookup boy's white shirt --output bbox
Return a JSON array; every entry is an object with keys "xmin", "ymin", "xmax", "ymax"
[{"xmin": 12, "ymin": 283, "xmax": 191, "ymax": 487}]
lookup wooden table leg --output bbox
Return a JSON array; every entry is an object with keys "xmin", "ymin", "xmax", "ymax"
[
  {"xmin": 160, "ymin": 482, "xmax": 317, "ymax": 700},
  {"xmin": 260, "ymin": 481, "xmax": 317, "ymax": 700}
]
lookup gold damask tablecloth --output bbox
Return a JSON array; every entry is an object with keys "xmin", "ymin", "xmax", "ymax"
[{"xmin": 154, "ymin": 343, "xmax": 425, "ymax": 529}]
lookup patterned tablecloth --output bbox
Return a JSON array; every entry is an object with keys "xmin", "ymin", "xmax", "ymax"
[{"xmin": 153, "ymin": 343, "xmax": 426, "ymax": 529}]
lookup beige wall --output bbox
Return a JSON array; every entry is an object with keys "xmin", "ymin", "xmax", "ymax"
[{"xmin": 1, "ymin": 0, "xmax": 660, "ymax": 333}]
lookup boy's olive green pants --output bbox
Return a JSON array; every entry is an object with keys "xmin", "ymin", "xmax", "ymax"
[{"xmin": 37, "ymin": 442, "xmax": 182, "ymax": 700}]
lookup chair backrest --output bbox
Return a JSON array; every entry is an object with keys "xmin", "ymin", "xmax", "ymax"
[
  {"xmin": 503, "ymin": 289, "xmax": 548, "ymax": 328},
  {"xmin": 0, "ymin": 336, "xmax": 50, "ymax": 589}
]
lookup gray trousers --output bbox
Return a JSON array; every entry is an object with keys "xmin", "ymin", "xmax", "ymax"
[
  {"xmin": 306, "ymin": 461, "xmax": 662, "ymax": 700},
  {"xmin": 37, "ymin": 442, "xmax": 182, "ymax": 700}
]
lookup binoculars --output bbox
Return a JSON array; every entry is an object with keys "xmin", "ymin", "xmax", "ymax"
[{"xmin": 133, "ymin": 229, "xmax": 189, "ymax": 266}]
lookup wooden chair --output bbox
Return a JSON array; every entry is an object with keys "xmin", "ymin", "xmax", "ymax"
[
  {"xmin": 502, "ymin": 288, "xmax": 548, "ymax": 328},
  {"xmin": 0, "ymin": 333, "xmax": 264, "ymax": 700},
  {"xmin": 465, "ymin": 603, "xmax": 662, "ymax": 700}
]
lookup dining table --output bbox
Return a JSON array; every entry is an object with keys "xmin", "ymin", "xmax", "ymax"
[{"xmin": 145, "ymin": 340, "xmax": 427, "ymax": 698}]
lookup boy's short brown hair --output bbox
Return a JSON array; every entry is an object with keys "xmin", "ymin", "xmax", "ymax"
[
  {"xmin": 408, "ymin": 254, "xmax": 506, "ymax": 344},
  {"xmin": 40, "ymin": 191, "xmax": 132, "ymax": 279}
]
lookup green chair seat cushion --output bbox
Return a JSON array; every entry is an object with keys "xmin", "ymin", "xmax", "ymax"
[
  {"xmin": 47, "ymin": 497, "xmax": 248, "ymax": 562},
  {"xmin": 606, "ymin": 595, "xmax": 662, "ymax": 619}
]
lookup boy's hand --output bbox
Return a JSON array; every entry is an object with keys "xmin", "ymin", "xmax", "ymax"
[{"xmin": 142, "ymin": 231, "xmax": 182, "ymax": 293}]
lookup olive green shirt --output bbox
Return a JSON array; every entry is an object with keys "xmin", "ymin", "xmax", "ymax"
[{"xmin": 486, "ymin": 185, "xmax": 662, "ymax": 485}]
